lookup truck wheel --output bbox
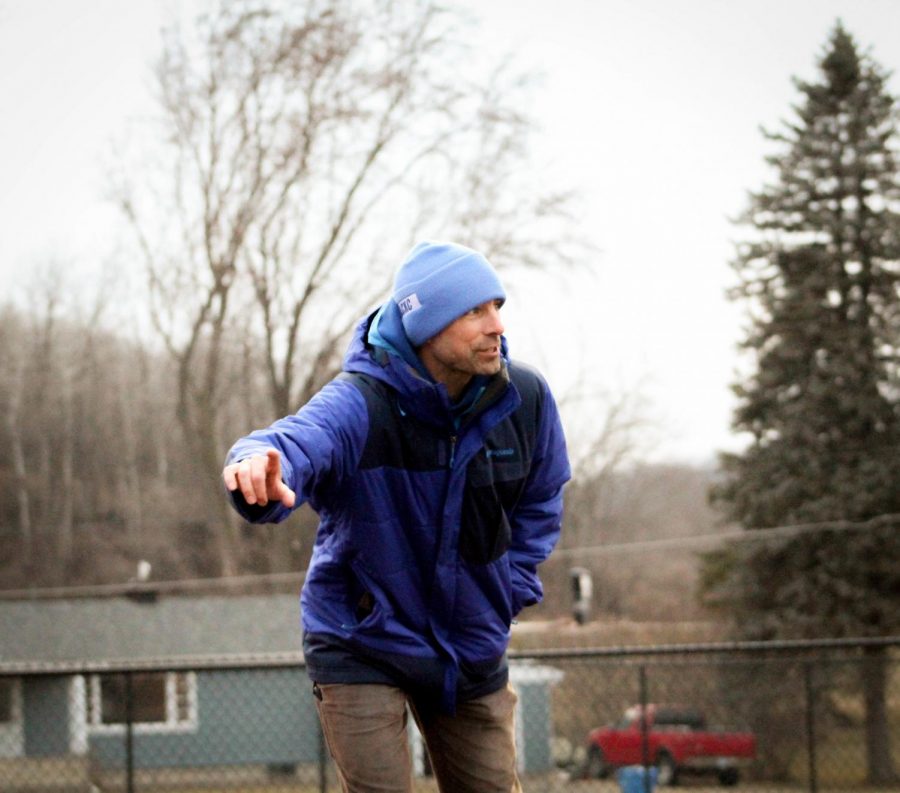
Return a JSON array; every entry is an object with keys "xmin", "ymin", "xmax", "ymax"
[
  {"xmin": 585, "ymin": 747, "xmax": 610, "ymax": 779},
  {"xmin": 718, "ymin": 768, "xmax": 739, "ymax": 786},
  {"xmin": 656, "ymin": 751, "xmax": 678, "ymax": 786}
]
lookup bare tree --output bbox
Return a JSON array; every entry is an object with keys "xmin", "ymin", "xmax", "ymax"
[
  {"xmin": 114, "ymin": 0, "xmax": 582, "ymax": 575},
  {"xmin": 557, "ymin": 382, "xmax": 650, "ymax": 547}
]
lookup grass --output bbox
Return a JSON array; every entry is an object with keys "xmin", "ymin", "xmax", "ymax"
[{"xmin": 786, "ymin": 725, "xmax": 900, "ymax": 787}]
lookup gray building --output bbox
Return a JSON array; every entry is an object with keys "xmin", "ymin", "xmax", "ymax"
[
  {"xmin": 0, "ymin": 593, "xmax": 317, "ymax": 775},
  {"xmin": 0, "ymin": 593, "xmax": 562, "ymax": 780}
]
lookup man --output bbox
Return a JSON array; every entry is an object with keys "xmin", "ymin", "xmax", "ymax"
[{"xmin": 223, "ymin": 241, "xmax": 570, "ymax": 793}]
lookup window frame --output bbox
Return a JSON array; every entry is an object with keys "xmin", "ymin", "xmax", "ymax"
[
  {"xmin": 0, "ymin": 677, "xmax": 21, "ymax": 725},
  {"xmin": 86, "ymin": 671, "xmax": 198, "ymax": 735},
  {"xmin": 0, "ymin": 678, "xmax": 24, "ymax": 759}
]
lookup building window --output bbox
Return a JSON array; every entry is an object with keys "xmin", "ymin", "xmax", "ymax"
[{"xmin": 87, "ymin": 672, "xmax": 197, "ymax": 734}]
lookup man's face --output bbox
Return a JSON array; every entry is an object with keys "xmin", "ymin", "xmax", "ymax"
[{"xmin": 419, "ymin": 299, "xmax": 505, "ymax": 398}]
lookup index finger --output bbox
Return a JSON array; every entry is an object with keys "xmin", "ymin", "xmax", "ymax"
[{"xmin": 265, "ymin": 448, "xmax": 282, "ymax": 475}]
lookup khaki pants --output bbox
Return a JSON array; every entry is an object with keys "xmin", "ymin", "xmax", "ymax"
[{"xmin": 314, "ymin": 682, "xmax": 523, "ymax": 793}]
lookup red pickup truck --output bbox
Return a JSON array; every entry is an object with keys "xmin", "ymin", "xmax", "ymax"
[{"xmin": 584, "ymin": 704, "xmax": 756, "ymax": 786}]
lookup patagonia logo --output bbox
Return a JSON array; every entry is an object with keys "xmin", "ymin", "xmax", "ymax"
[
  {"xmin": 397, "ymin": 293, "xmax": 421, "ymax": 316},
  {"xmin": 486, "ymin": 447, "xmax": 515, "ymax": 459}
]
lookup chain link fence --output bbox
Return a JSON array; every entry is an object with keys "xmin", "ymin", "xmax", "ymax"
[{"xmin": 1, "ymin": 638, "xmax": 897, "ymax": 792}]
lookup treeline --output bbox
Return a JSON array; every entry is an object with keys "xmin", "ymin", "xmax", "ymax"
[
  {"xmin": 0, "ymin": 284, "xmax": 730, "ymax": 623},
  {"xmin": 0, "ymin": 298, "xmax": 316, "ymax": 590},
  {"xmin": 0, "ymin": 291, "xmax": 725, "ymax": 618}
]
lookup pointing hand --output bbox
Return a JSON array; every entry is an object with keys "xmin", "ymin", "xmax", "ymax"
[{"xmin": 223, "ymin": 449, "xmax": 296, "ymax": 509}]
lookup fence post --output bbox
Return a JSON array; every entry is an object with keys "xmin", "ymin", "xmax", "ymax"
[
  {"xmin": 124, "ymin": 672, "xmax": 135, "ymax": 793},
  {"xmin": 639, "ymin": 664, "xmax": 652, "ymax": 793},
  {"xmin": 804, "ymin": 661, "xmax": 818, "ymax": 793}
]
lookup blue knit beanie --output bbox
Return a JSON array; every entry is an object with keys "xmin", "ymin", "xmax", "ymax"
[{"xmin": 391, "ymin": 241, "xmax": 506, "ymax": 346}]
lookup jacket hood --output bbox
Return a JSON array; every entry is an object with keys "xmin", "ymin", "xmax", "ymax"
[
  {"xmin": 367, "ymin": 299, "xmax": 433, "ymax": 380},
  {"xmin": 342, "ymin": 303, "xmax": 511, "ymax": 427}
]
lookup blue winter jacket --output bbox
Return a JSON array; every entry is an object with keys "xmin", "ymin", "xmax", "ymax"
[{"xmin": 226, "ymin": 307, "xmax": 570, "ymax": 709}]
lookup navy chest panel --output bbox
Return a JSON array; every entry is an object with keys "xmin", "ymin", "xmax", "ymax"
[
  {"xmin": 340, "ymin": 367, "xmax": 545, "ymax": 565},
  {"xmin": 468, "ymin": 410, "xmax": 534, "ymax": 504}
]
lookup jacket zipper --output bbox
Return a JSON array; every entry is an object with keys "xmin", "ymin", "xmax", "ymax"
[{"xmin": 449, "ymin": 435, "xmax": 458, "ymax": 468}]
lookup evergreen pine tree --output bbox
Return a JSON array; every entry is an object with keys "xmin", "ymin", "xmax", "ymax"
[{"xmin": 704, "ymin": 23, "xmax": 899, "ymax": 784}]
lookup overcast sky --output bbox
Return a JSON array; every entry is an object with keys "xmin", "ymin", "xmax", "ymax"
[{"xmin": 2, "ymin": 0, "xmax": 900, "ymax": 464}]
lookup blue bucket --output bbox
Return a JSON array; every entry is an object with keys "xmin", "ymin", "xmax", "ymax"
[{"xmin": 617, "ymin": 765, "xmax": 659, "ymax": 793}]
